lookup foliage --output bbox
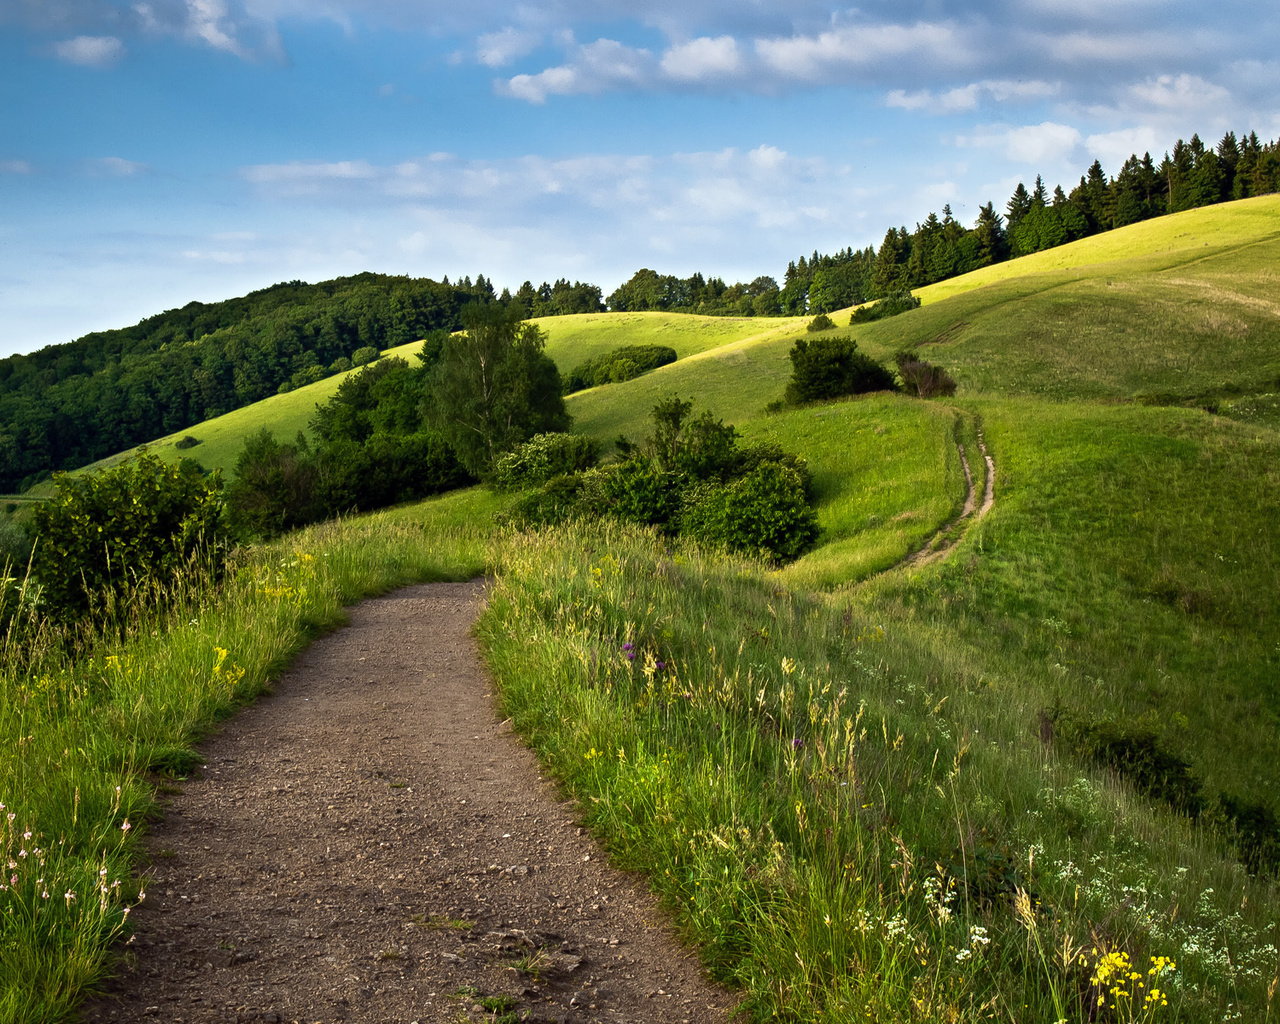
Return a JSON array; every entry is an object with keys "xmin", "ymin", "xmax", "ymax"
[
  {"xmin": 173, "ymin": 435, "xmax": 201, "ymax": 450},
  {"xmin": 607, "ymin": 268, "xmax": 782, "ymax": 317},
  {"xmin": 784, "ymin": 336, "xmax": 897, "ymax": 405},
  {"xmin": 681, "ymin": 462, "xmax": 819, "ymax": 561},
  {"xmin": 850, "ymin": 289, "xmax": 922, "ymax": 324},
  {"xmin": 0, "ymin": 272, "xmax": 510, "ymax": 492},
  {"xmin": 224, "ymin": 429, "xmax": 319, "ymax": 540},
  {"xmin": 491, "ymin": 432, "xmax": 599, "ymax": 491},
  {"xmin": 806, "ymin": 313, "xmax": 836, "ymax": 332},
  {"xmin": 30, "ymin": 453, "xmax": 226, "ymax": 621},
  {"xmin": 426, "ymin": 303, "xmax": 571, "ymax": 477},
  {"xmin": 563, "ymin": 345, "xmax": 677, "ymax": 393},
  {"xmin": 350, "ymin": 345, "xmax": 380, "ymax": 367},
  {"xmin": 894, "ymin": 352, "xmax": 958, "ymax": 398}
]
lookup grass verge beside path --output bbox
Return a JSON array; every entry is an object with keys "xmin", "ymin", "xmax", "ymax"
[
  {"xmin": 0, "ymin": 486, "xmax": 497, "ymax": 1024},
  {"xmin": 478, "ymin": 521, "xmax": 1278, "ymax": 1023}
]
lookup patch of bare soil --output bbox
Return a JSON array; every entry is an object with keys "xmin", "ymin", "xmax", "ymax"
[{"xmin": 81, "ymin": 582, "xmax": 736, "ymax": 1024}]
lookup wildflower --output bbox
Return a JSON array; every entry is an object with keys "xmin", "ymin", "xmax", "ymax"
[
  {"xmin": 121, "ymin": 819, "xmax": 131, "ymax": 832},
  {"xmin": 64, "ymin": 891, "xmax": 76, "ymax": 904},
  {"xmin": 792, "ymin": 737, "xmax": 804, "ymax": 749},
  {"xmin": 622, "ymin": 642, "xmax": 634, "ymax": 652}
]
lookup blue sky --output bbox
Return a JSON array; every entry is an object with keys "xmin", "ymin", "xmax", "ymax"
[{"xmin": 2, "ymin": 1, "xmax": 1277, "ymax": 357}]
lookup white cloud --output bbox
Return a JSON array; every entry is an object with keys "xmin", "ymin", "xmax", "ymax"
[
  {"xmin": 499, "ymin": 38, "xmax": 656, "ymax": 102},
  {"xmin": 476, "ymin": 27, "xmax": 541, "ymax": 68},
  {"xmin": 1128, "ymin": 73, "xmax": 1231, "ymax": 113},
  {"xmin": 887, "ymin": 84, "xmax": 979, "ymax": 113},
  {"xmin": 1002, "ymin": 122, "xmax": 1083, "ymax": 164},
  {"xmin": 87, "ymin": 156, "xmax": 149, "ymax": 176},
  {"xmin": 1086, "ymin": 126, "xmax": 1163, "ymax": 165},
  {"xmin": 957, "ymin": 122, "xmax": 1083, "ymax": 165},
  {"xmin": 754, "ymin": 21, "xmax": 970, "ymax": 81},
  {"xmin": 53, "ymin": 35, "xmax": 125, "ymax": 67},
  {"xmin": 660, "ymin": 35, "xmax": 741, "ymax": 81},
  {"xmin": 0, "ymin": 160, "xmax": 34, "ymax": 174}
]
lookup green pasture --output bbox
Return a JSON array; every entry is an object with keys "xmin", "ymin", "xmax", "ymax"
[{"xmin": 536, "ymin": 309, "xmax": 804, "ymax": 371}]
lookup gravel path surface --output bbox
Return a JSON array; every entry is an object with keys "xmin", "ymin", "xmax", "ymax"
[{"xmin": 81, "ymin": 582, "xmax": 736, "ymax": 1024}]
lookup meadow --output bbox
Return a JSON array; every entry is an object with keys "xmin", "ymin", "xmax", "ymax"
[{"xmin": 3, "ymin": 195, "xmax": 1279, "ymax": 1022}]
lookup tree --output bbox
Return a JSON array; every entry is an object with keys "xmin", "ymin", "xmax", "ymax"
[{"xmin": 424, "ymin": 303, "xmax": 569, "ymax": 476}]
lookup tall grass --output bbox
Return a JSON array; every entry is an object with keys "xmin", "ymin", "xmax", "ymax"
[
  {"xmin": 0, "ymin": 487, "xmax": 495, "ymax": 1023},
  {"xmin": 478, "ymin": 520, "xmax": 1278, "ymax": 1023}
]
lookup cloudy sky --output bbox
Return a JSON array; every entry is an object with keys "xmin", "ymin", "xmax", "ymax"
[{"xmin": 2, "ymin": 0, "xmax": 1277, "ymax": 356}]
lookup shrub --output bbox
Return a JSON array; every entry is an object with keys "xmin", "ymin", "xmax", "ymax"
[
  {"xmin": 224, "ymin": 429, "xmax": 319, "ymax": 540},
  {"xmin": 784, "ymin": 337, "xmax": 896, "ymax": 405},
  {"xmin": 600, "ymin": 458, "xmax": 682, "ymax": 530},
  {"xmin": 806, "ymin": 313, "xmax": 836, "ymax": 332},
  {"xmin": 491, "ymin": 433, "xmax": 600, "ymax": 490},
  {"xmin": 351, "ymin": 345, "xmax": 380, "ymax": 367},
  {"xmin": 31, "ymin": 453, "xmax": 226, "ymax": 621},
  {"xmin": 498, "ymin": 473, "xmax": 590, "ymax": 529},
  {"xmin": 850, "ymin": 289, "xmax": 921, "ymax": 324},
  {"xmin": 894, "ymin": 352, "xmax": 958, "ymax": 398},
  {"xmin": 564, "ymin": 345, "xmax": 677, "ymax": 393},
  {"xmin": 174, "ymin": 435, "xmax": 201, "ymax": 450},
  {"xmin": 1057, "ymin": 716, "xmax": 1204, "ymax": 816},
  {"xmin": 681, "ymin": 462, "xmax": 819, "ymax": 562}
]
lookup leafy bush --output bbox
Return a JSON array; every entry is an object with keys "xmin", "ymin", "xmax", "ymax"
[
  {"xmin": 225, "ymin": 429, "xmax": 319, "ymax": 540},
  {"xmin": 806, "ymin": 313, "xmax": 836, "ymax": 332},
  {"xmin": 600, "ymin": 458, "xmax": 683, "ymax": 529},
  {"xmin": 894, "ymin": 352, "xmax": 958, "ymax": 398},
  {"xmin": 351, "ymin": 345, "xmax": 380, "ymax": 367},
  {"xmin": 564, "ymin": 345, "xmax": 677, "ymax": 393},
  {"xmin": 850, "ymin": 289, "xmax": 921, "ymax": 324},
  {"xmin": 174, "ymin": 435, "xmax": 201, "ymax": 450},
  {"xmin": 30, "ymin": 453, "xmax": 226, "ymax": 620},
  {"xmin": 681, "ymin": 462, "xmax": 819, "ymax": 562},
  {"xmin": 227, "ymin": 427, "xmax": 471, "ymax": 540},
  {"xmin": 784, "ymin": 336, "xmax": 896, "ymax": 405},
  {"xmin": 491, "ymin": 433, "xmax": 599, "ymax": 490},
  {"xmin": 0, "ymin": 515, "xmax": 32, "ymax": 570}
]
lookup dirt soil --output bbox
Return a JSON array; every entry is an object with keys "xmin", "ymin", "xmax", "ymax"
[{"xmin": 81, "ymin": 582, "xmax": 737, "ymax": 1024}]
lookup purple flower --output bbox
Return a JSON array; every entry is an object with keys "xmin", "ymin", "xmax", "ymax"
[
  {"xmin": 792, "ymin": 737, "xmax": 804, "ymax": 749},
  {"xmin": 626, "ymin": 652, "xmax": 635, "ymax": 661},
  {"xmin": 656, "ymin": 661, "xmax": 666, "ymax": 671},
  {"xmin": 622, "ymin": 642, "xmax": 634, "ymax": 651}
]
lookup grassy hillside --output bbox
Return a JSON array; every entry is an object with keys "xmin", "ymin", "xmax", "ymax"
[{"xmin": 8, "ymin": 195, "xmax": 1280, "ymax": 1022}]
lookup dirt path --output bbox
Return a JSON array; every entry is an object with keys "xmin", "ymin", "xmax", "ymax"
[
  {"xmin": 82, "ymin": 582, "xmax": 736, "ymax": 1024},
  {"xmin": 899, "ymin": 426, "xmax": 995, "ymax": 570}
]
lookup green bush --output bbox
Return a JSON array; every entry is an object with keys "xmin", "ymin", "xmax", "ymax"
[
  {"xmin": 491, "ymin": 432, "xmax": 600, "ymax": 490},
  {"xmin": 850, "ymin": 289, "xmax": 921, "ymax": 324},
  {"xmin": 784, "ymin": 336, "xmax": 896, "ymax": 405},
  {"xmin": 224, "ymin": 429, "xmax": 319, "ymax": 540},
  {"xmin": 807, "ymin": 313, "xmax": 836, "ymax": 332},
  {"xmin": 173, "ymin": 435, "xmax": 201, "ymax": 450},
  {"xmin": 351, "ymin": 345, "xmax": 380, "ymax": 367},
  {"xmin": 681, "ymin": 462, "xmax": 819, "ymax": 562},
  {"xmin": 564, "ymin": 345, "xmax": 677, "ymax": 393},
  {"xmin": 600, "ymin": 458, "xmax": 682, "ymax": 529},
  {"xmin": 31, "ymin": 453, "xmax": 226, "ymax": 621}
]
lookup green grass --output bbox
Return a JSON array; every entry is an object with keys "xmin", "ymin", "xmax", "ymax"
[
  {"xmin": 848, "ymin": 198, "xmax": 1280, "ymax": 405},
  {"xmin": 537, "ymin": 310, "xmax": 804, "ymax": 371},
  {"xmin": 0, "ymin": 485, "xmax": 494, "ymax": 1023},
  {"xmin": 739, "ymin": 395, "xmax": 968, "ymax": 587},
  {"xmin": 478, "ymin": 519, "xmax": 1278, "ymax": 1024},
  {"xmin": 10, "ymin": 195, "xmax": 1280, "ymax": 1023}
]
